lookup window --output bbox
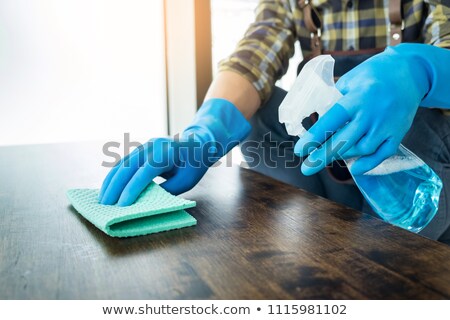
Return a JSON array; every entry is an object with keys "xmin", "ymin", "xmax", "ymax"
[{"xmin": 0, "ymin": 0, "xmax": 167, "ymax": 146}]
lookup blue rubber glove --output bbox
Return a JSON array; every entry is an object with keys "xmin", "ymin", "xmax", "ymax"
[
  {"xmin": 99, "ymin": 98, "xmax": 251, "ymax": 206},
  {"xmin": 294, "ymin": 43, "xmax": 450, "ymax": 176}
]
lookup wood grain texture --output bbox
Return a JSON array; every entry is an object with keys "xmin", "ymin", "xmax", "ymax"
[{"xmin": 0, "ymin": 142, "xmax": 449, "ymax": 299}]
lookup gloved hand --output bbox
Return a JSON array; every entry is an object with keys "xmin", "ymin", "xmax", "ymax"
[
  {"xmin": 99, "ymin": 98, "xmax": 251, "ymax": 206},
  {"xmin": 294, "ymin": 43, "xmax": 450, "ymax": 176}
]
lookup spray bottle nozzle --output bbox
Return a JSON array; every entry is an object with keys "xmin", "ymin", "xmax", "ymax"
[{"xmin": 278, "ymin": 55, "xmax": 343, "ymax": 137}]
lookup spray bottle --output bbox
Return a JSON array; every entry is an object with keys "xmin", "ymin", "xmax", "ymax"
[{"xmin": 279, "ymin": 55, "xmax": 442, "ymax": 232}]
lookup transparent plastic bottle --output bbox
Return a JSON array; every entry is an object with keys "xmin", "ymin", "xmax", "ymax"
[
  {"xmin": 279, "ymin": 55, "xmax": 443, "ymax": 233},
  {"xmin": 346, "ymin": 147, "xmax": 442, "ymax": 232}
]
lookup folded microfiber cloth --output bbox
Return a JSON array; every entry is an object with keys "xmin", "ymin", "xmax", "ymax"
[{"xmin": 66, "ymin": 183, "xmax": 196, "ymax": 237}]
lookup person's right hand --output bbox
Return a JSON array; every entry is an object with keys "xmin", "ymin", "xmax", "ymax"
[{"xmin": 98, "ymin": 98, "xmax": 252, "ymax": 206}]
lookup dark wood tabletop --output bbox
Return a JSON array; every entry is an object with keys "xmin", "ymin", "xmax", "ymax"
[{"xmin": 1, "ymin": 142, "xmax": 450, "ymax": 299}]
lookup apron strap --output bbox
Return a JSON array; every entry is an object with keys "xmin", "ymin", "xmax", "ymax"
[
  {"xmin": 389, "ymin": 0, "xmax": 403, "ymax": 45},
  {"xmin": 298, "ymin": 0, "xmax": 322, "ymax": 59}
]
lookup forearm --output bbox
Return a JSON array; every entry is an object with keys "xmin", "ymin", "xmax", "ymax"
[{"xmin": 204, "ymin": 70, "xmax": 261, "ymax": 120}]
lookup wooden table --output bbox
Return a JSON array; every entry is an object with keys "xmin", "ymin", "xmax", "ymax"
[{"xmin": 1, "ymin": 142, "xmax": 449, "ymax": 299}]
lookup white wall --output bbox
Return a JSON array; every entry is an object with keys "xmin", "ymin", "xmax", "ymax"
[{"xmin": 0, "ymin": 0, "xmax": 167, "ymax": 146}]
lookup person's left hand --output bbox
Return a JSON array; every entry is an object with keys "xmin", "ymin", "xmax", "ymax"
[{"xmin": 294, "ymin": 46, "xmax": 430, "ymax": 176}]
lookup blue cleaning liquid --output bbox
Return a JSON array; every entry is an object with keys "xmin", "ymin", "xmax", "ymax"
[{"xmin": 351, "ymin": 158, "xmax": 442, "ymax": 233}]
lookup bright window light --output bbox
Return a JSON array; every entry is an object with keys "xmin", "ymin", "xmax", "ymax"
[{"xmin": 0, "ymin": 0, "xmax": 167, "ymax": 146}]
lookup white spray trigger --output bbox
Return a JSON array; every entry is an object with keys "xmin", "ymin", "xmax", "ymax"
[{"xmin": 278, "ymin": 55, "xmax": 343, "ymax": 137}]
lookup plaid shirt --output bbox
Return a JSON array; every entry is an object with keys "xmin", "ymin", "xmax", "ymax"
[{"xmin": 218, "ymin": 0, "xmax": 450, "ymax": 102}]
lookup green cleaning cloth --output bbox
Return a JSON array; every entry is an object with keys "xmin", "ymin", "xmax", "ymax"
[{"xmin": 66, "ymin": 183, "xmax": 197, "ymax": 237}]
